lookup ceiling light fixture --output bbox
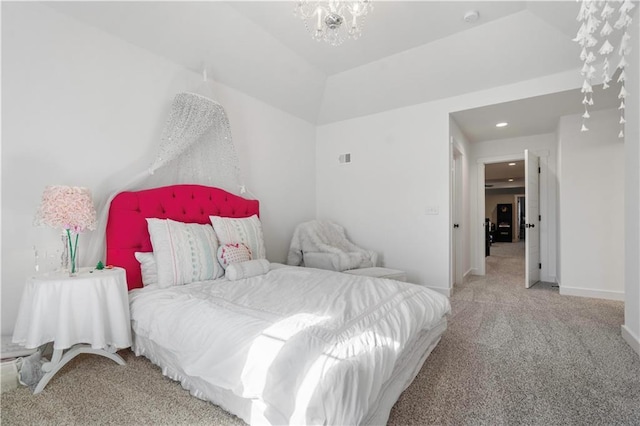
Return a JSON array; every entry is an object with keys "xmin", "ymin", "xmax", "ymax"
[
  {"xmin": 508, "ymin": 179, "xmax": 514, "ymax": 182},
  {"xmin": 508, "ymin": 162, "xmax": 516, "ymax": 166},
  {"xmin": 496, "ymin": 122, "xmax": 508, "ymax": 128},
  {"xmin": 294, "ymin": 0, "xmax": 373, "ymax": 46}
]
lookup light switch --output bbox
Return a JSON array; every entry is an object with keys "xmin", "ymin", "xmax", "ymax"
[{"xmin": 425, "ymin": 206, "xmax": 439, "ymax": 215}]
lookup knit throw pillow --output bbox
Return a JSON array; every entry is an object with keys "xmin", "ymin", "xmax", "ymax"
[{"xmin": 217, "ymin": 243, "xmax": 252, "ymax": 270}]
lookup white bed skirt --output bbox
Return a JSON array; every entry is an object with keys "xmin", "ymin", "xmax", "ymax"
[{"xmin": 132, "ymin": 317, "xmax": 447, "ymax": 425}]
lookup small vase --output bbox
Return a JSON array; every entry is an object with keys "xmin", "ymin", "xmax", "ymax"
[
  {"xmin": 60, "ymin": 233, "xmax": 69, "ymax": 273},
  {"xmin": 66, "ymin": 229, "xmax": 79, "ymax": 277}
]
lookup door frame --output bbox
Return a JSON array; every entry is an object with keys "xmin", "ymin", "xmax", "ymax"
[
  {"xmin": 475, "ymin": 154, "xmax": 524, "ymax": 276},
  {"xmin": 451, "ymin": 141, "xmax": 464, "ymax": 287}
]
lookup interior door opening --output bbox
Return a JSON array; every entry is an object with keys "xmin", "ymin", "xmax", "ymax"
[{"xmin": 480, "ymin": 154, "xmax": 539, "ymax": 289}]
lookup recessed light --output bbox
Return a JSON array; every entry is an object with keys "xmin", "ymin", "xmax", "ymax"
[
  {"xmin": 508, "ymin": 178, "xmax": 514, "ymax": 182},
  {"xmin": 508, "ymin": 162, "xmax": 516, "ymax": 166},
  {"xmin": 496, "ymin": 122, "xmax": 508, "ymax": 128}
]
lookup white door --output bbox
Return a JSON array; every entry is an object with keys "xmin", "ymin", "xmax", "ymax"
[
  {"xmin": 525, "ymin": 150, "xmax": 540, "ymax": 288},
  {"xmin": 477, "ymin": 163, "xmax": 486, "ymax": 276},
  {"xmin": 452, "ymin": 148, "xmax": 463, "ymax": 286}
]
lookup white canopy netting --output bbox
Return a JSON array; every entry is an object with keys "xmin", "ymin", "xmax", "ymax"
[{"xmin": 85, "ymin": 91, "xmax": 243, "ymax": 265}]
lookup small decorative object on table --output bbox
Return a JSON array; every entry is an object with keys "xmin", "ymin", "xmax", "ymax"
[
  {"xmin": 34, "ymin": 186, "xmax": 97, "ymax": 276},
  {"xmin": 95, "ymin": 261, "xmax": 105, "ymax": 270}
]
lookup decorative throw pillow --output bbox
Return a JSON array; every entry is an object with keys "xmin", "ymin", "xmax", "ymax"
[
  {"xmin": 210, "ymin": 214, "xmax": 266, "ymax": 260},
  {"xmin": 217, "ymin": 243, "xmax": 252, "ymax": 270},
  {"xmin": 147, "ymin": 218, "xmax": 223, "ymax": 288},
  {"xmin": 134, "ymin": 252, "xmax": 158, "ymax": 286},
  {"xmin": 225, "ymin": 259, "xmax": 270, "ymax": 281}
]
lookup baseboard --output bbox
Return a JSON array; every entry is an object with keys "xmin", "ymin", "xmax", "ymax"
[
  {"xmin": 541, "ymin": 274, "xmax": 557, "ymax": 284},
  {"xmin": 424, "ymin": 285, "xmax": 451, "ymax": 297},
  {"xmin": 621, "ymin": 325, "xmax": 640, "ymax": 357},
  {"xmin": 559, "ymin": 285, "xmax": 625, "ymax": 301}
]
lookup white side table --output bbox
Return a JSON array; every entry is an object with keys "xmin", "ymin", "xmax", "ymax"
[{"xmin": 12, "ymin": 267, "xmax": 131, "ymax": 394}]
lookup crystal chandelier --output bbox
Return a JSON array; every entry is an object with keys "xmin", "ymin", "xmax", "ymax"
[{"xmin": 294, "ymin": 1, "xmax": 373, "ymax": 46}]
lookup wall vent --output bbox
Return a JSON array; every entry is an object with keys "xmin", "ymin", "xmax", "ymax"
[{"xmin": 339, "ymin": 153, "xmax": 351, "ymax": 164}]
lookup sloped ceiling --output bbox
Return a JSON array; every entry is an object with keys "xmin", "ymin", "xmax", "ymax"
[{"xmin": 46, "ymin": 1, "xmax": 586, "ymax": 125}]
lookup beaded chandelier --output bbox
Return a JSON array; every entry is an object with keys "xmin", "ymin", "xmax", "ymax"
[{"xmin": 573, "ymin": 0, "xmax": 635, "ymax": 137}]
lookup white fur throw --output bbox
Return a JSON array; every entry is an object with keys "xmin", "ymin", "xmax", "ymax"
[{"xmin": 286, "ymin": 220, "xmax": 377, "ymax": 272}]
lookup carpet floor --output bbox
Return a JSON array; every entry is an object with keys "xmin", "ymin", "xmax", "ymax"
[{"xmin": 2, "ymin": 243, "xmax": 639, "ymax": 425}]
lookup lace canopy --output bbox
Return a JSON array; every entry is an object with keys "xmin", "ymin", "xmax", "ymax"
[{"xmin": 85, "ymin": 92, "xmax": 243, "ymax": 265}]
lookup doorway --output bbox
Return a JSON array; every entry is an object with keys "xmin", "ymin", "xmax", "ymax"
[
  {"xmin": 477, "ymin": 152, "xmax": 542, "ymax": 288},
  {"xmin": 516, "ymin": 195, "xmax": 525, "ymax": 241}
]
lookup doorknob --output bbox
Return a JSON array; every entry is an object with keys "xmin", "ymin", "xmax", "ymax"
[{"xmin": 525, "ymin": 223, "xmax": 535, "ymax": 228}]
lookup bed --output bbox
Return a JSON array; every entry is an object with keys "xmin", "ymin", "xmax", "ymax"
[{"xmin": 106, "ymin": 184, "xmax": 450, "ymax": 425}]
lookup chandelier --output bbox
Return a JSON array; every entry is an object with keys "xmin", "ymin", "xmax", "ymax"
[{"xmin": 294, "ymin": 1, "xmax": 373, "ymax": 46}]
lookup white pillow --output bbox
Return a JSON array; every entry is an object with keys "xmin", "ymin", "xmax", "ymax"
[
  {"xmin": 226, "ymin": 259, "xmax": 270, "ymax": 281},
  {"xmin": 210, "ymin": 215, "xmax": 266, "ymax": 260},
  {"xmin": 217, "ymin": 243, "xmax": 252, "ymax": 270},
  {"xmin": 134, "ymin": 252, "xmax": 158, "ymax": 286},
  {"xmin": 147, "ymin": 218, "xmax": 223, "ymax": 288}
]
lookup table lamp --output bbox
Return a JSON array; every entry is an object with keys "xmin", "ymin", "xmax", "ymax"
[{"xmin": 34, "ymin": 185, "xmax": 97, "ymax": 275}]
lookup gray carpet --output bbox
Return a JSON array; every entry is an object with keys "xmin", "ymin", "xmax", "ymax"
[{"xmin": 3, "ymin": 243, "xmax": 639, "ymax": 425}]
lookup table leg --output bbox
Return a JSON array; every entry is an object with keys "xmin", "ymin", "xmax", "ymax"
[{"xmin": 34, "ymin": 344, "xmax": 126, "ymax": 394}]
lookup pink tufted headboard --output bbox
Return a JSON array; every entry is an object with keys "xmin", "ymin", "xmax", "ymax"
[{"xmin": 106, "ymin": 185, "xmax": 259, "ymax": 290}]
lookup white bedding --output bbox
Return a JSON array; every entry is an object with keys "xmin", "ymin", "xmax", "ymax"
[{"xmin": 130, "ymin": 265, "xmax": 450, "ymax": 425}]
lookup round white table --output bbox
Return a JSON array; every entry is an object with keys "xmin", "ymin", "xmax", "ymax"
[{"xmin": 12, "ymin": 267, "xmax": 132, "ymax": 394}]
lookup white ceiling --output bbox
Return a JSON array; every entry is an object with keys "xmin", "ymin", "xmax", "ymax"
[
  {"xmin": 451, "ymin": 83, "xmax": 621, "ymax": 143},
  {"xmin": 226, "ymin": 1, "xmax": 529, "ymax": 75},
  {"xmin": 45, "ymin": 1, "xmax": 614, "ymax": 131},
  {"xmin": 485, "ymin": 161, "xmax": 525, "ymax": 189}
]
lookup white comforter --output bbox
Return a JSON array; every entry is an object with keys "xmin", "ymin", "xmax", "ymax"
[{"xmin": 129, "ymin": 265, "xmax": 450, "ymax": 425}]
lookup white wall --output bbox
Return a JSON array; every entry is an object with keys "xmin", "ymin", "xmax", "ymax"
[
  {"xmin": 316, "ymin": 69, "xmax": 582, "ymax": 295},
  {"xmin": 623, "ymin": 15, "xmax": 640, "ymax": 355},
  {"xmin": 471, "ymin": 133, "xmax": 558, "ymax": 282},
  {"xmin": 557, "ymin": 109, "xmax": 624, "ymax": 301},
  {"xmin": 1, "ymin": 3, "xmax": 316, "ymax": 334}
]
